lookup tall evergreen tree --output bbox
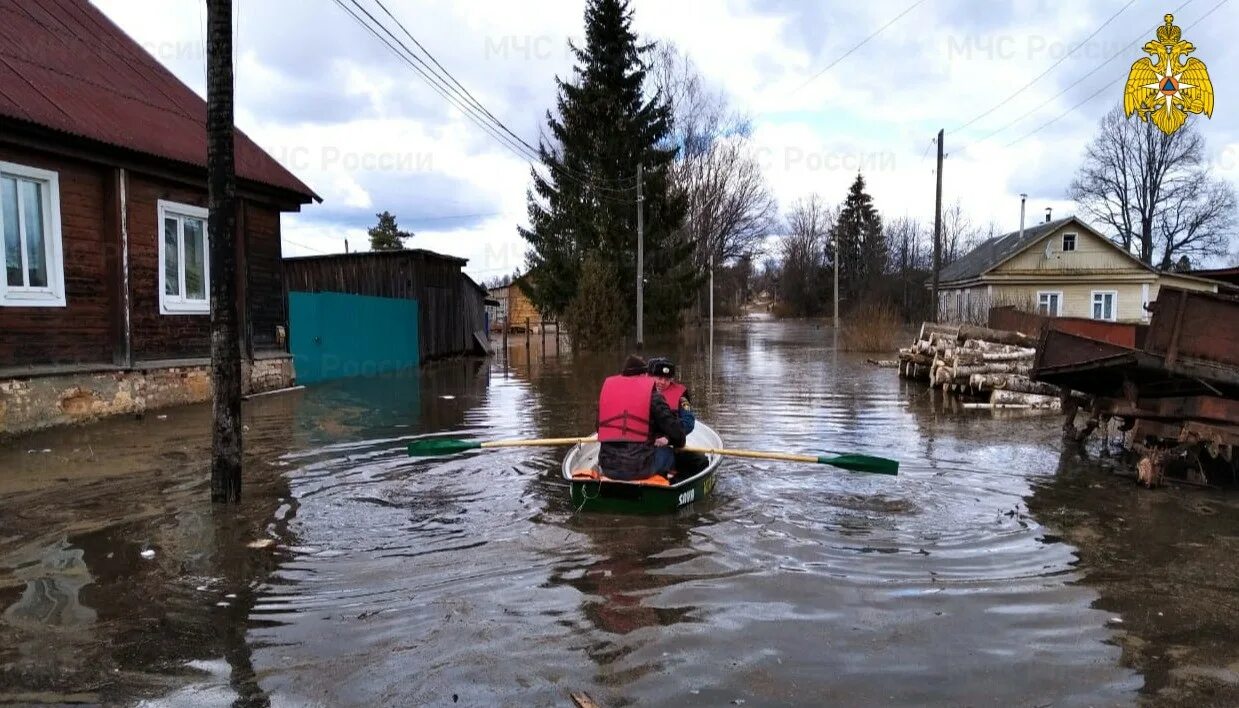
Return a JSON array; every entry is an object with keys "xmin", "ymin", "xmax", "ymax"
[
  {"xmin": 368, "ymin": 211, "xmax": 413, "ymax": 251},
  {"xmin": 830, "ymin": 173, "xmax": 884, "ymax": 306},
  {"xmin": 519, "ymin": 0, "xmax": 691, "ymax": 345}
]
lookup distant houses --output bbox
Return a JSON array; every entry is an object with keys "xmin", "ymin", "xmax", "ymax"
[
  {"xmin": 487, "ymin": 277, "xmax": 545, "ymax": 332},
  {"xmin": 0, "ymin": 0, "xmax": 317, "ymax": 434},
  {"xmin": 935, "ymin": 216, "xmax": 1223, "ymax": 324}
]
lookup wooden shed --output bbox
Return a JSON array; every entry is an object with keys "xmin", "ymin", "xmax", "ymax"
[{"xmin": 283, "ymin": 250, "xmax": 488, "ymax": 381}]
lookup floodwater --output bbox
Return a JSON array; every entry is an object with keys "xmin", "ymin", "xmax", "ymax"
[{"xmin": 1, "ymin": 321, "xmax": 1237, "ymax": 707}]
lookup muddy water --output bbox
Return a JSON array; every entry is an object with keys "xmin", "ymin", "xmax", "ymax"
[{"xmin": 1, "ymin": 320, "xmax": 1236, "ymax": 706}]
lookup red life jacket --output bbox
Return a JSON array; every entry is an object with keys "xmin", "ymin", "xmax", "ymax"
[
  {"xmin": 659, "ymin": 382, "xmax": 687, "ymax": 410},
  {"xmin": 597, "ymin": 374, "xmax": 655, "ymax": 443}
]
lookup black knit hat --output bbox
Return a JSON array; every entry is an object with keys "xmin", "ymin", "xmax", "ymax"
[
  {"xmin": 621, "ymin": 354, "xmax": 647, "ymax": 376},
  {"xmin": 647, "ymin": 357, "xmax": 675, "ymax": 378}
]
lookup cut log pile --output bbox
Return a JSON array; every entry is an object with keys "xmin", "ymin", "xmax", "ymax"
[{"xmin": 897, "ymin": 322, "xmax": 1064, "ymax": 410}]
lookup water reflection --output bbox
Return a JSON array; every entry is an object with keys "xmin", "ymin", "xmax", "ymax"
[
  {"xmin": 3, "ymin": 542, "xmax": 96, "ymax": 631},
  {"xmin": 4, "ymin": 322, "xmax": 1233, "ymax": 704}
]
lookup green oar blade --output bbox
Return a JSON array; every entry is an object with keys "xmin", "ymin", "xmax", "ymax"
[
  {"xmin": 817, "ymin": 453, "xmax": 899, "ymax": 475},
  {"xmin": 407, "ymin": 438, "xmax": 482, "ymax": 457}
]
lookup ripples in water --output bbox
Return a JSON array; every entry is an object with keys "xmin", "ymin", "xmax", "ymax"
[{"xmin": 0, "ymin": 324, "xmax": 1148, "ymax": 705}]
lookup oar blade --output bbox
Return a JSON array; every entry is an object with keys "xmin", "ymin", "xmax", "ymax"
[
  {"xmin": 817, "ymin": 453, "xmax": 899, "ymax": 475},
  {"xmin": 407, "ymin": 438, "xmax": 481, "ymax": 457}
]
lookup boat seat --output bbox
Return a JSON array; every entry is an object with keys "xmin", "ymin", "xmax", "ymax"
[{"xmin": 571, "ymin": 469, "xmax": 671, "ymax": 487}]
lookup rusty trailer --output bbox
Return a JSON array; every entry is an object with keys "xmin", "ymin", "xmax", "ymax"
[{"xmin": 1031, "ymin": 287, "xmax": 1239, "ymax": 486}]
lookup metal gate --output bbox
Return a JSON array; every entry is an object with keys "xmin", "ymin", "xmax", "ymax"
[{"xmin": 288, "ymin": 291, "xmax": 420, "ymax": 384}]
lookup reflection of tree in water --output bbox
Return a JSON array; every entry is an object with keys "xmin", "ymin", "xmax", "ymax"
[{"xmin": 550, "ymin": 515, "xmax": 709, "ymax": 677}]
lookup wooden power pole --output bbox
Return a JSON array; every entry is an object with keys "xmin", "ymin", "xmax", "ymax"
[
  {"xmin": 635, "ymin": 163, "xmax": 644, "ymax": 349},
  {"xmin": 932, "ymin": 129, "xmax": 943, "ymax": 323},
  {"xmin": 208, "ymin": 0, "xmax": 242, "ymax": 503}
]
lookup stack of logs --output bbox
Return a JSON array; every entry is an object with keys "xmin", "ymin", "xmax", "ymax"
[{"xmin": 898, "ymin": 323, "xmax": 1064, "ymax": 409}]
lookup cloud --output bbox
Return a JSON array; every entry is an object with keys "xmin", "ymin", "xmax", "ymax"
[{"xmin": 91, "ymin": 0, "xmax": 1238, "ymax": 275}]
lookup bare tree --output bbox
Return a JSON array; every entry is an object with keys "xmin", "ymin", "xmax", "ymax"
[
  {"xmin": 778, "ymin": 195, "xmax": 835, "ymax": 317},
  {"xmin": 941, "ymin": 199, "xmax": 974, "ymax": 264},
  {"xmin": 650, "ymin": 43, "xmax": 777, "ymax": 275},
  {"xmin": 1070, "ymin": 107, "xmax": 1236, "ymax": 268}
]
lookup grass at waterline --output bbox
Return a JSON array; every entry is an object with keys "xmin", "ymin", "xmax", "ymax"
[{"xmin": 840, "ymin": 301, "xmax": 902, "ymax": 352}]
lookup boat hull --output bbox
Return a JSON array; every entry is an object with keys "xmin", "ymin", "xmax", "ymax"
[{"xmin": 561, "ymin": 422, "xmax": 723, "ymax": 514}]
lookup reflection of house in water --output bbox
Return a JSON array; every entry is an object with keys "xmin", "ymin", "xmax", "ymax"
[
  {"xmin": 3, "ymin": 542, "xmax": 97, "ymax": 630},
  {"xmin": 0, "ymin": 392, "xmax": 303, "ymax": 703}
]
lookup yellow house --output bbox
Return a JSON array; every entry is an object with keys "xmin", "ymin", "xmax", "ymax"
[
  {"xmin": 937, "ymin": 216, "xmax": 1222, "ymax": 324},
  {"xmin": 487, "ymin": 277, "xmax": 544, "ymax": 332}
]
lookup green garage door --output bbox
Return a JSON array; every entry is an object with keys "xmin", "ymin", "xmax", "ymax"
[{"xmin": 288, "ymin": 291, "xmax": 420, "ymax": 384}]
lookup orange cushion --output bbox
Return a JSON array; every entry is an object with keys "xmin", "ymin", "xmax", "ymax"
[{"xmin": 571, "ymin": 469, "xmax": 671, "ymax": 486}]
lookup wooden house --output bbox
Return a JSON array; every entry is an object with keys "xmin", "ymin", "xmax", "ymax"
[
  {"xmin": 487, "ymin": 277, "xmax": 544, "ymax": 332},
  {"xmin": 935, "ymin": 216, "xmax": 1222, "ymax": 324},
  {"xmin": 0, "ymin": 0, "xmax": 318, "ymax": 434}
]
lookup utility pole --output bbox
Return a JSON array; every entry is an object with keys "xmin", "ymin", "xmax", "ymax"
[
  {"xmin": 833, "ymin": 227, "xmax": 840, "ymax": 329},
  {"xmin": 636, "ymin": 163, "xmax": 644, "ymax": 349},
  {"xmin": 932, "ymin": 129, "xmax": 943, "ymax": 323},
  {"xmin": 208, "ymin": 0, "xmax": 242, "ymax": 503},
  {"xmin": 708, "ymin": 250, "xmax": 714, "ymax": 354}
]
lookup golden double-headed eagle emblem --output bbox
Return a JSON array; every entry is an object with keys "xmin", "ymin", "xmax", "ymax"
[{"xmin": 1124, "ymin": 14, "xmax": 1213, "ymax": 134}]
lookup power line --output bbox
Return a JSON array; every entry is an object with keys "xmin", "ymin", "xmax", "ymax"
[
  {"xmin": 954, "ymin": 0, "xmax": 1199, "ymax": 155},
  {"xmin": 331, "ymin": 0, "xmax": 638, "ymax": 202},
  {"xmin": 951, "ymin": 0, "xmax": 1138, "ymax": 134},
  {"xmin": 371, "ymin": 0, "xmax": 635, "ymax": 190},
  {"xmin": 796, "ymin": 0, "xmax": 926, "ymax": 92},
  {"xmin": 1001, "ymin": 0, "xmax": 1229, "ymax": 150}
]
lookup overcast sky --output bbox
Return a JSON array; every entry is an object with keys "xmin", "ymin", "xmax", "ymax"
[{"xmin": 92, "ymin": 0, "xmax": 1239, "ymax": 277}]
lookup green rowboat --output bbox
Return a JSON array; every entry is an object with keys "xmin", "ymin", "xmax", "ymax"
[{"xmin": 560, "ymin": 422, "xmax": 723, "ymax": 514}]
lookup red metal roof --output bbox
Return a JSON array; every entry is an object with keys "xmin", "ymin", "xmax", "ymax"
[{"xmin": 0, "ymin": 0, "xmax": 317, "ymax": 202}]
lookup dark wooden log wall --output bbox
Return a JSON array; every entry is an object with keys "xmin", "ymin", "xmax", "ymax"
[
  {"xmin": 0, "ymin": 144, "xmax": 291, "ymax": 370},
  {"xmin": 126, "ymin": 173, "xmax": 211, "ymax": 360},
  {"xmin": 283, "ymin": 251, "xmax": 486, "ymax": 361},
  {"xmin": 0, "ymin": 145, "xmax": 111, "ymax": 367},
  {"xmin": 244, "ymin": 203, "xmax": 286, "ymax": 353}
]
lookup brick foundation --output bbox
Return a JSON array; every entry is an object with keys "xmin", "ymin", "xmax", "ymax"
[{"xmin": 0, "ymin": 356, "xmax": 294, "ymax": 436}]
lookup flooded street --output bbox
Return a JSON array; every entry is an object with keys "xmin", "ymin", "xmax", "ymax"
[{"xmin": 2, "ymin": 320, "xmax": 1237, "ymax": 706}]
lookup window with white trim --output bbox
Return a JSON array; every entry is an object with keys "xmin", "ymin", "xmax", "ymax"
[
  {"xmin": 158, "ymin": 200, "xmax": 210, "ymax": 314},
  {"xmin": 1091, "ymin": 290, "xmax": 1117, "ymax": 321},
  {"xmin": 1037, "ymin": 291, "xmax": 1062, "ymax": 316},
  {"xmin": 1, "ymin": 161, "xmax": 65, "ymax": 307},
  {"xmin": 1061, "ymin": 233, "xmax": 1077, "ymax": 252}
]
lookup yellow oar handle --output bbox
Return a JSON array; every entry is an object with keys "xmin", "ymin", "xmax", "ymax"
[
  {"xmin": 682, "ymin": 446, "xmax": 818, "ymax": 463},
  {"xmin": 478, "ymin": 437, "xmax": 594, "ymax": 449}
]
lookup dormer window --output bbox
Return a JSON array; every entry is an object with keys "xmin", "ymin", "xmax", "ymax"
[{"xmin": 1062, "ymin": 233, "xmax": 1077, "ymax": 252}]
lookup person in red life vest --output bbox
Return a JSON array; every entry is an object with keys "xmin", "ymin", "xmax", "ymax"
[
  {"xmin": 596, "ymin": 354, "xmax": 686, "ymax": 481},
  {"xmin": 647, "ymin": 357, "xmax": 709, "ymax": 478}
]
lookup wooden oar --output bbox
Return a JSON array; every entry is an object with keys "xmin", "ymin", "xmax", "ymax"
[
  {"xmin": 407, "ymin": 437, "xmax": 898, "ymax": 475},
  {"xmin": 680, "ymin": 446, "xmax": 898, "ymax": 475}
]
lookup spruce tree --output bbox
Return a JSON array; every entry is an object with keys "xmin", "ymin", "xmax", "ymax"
[
  {"xmin": 368, "ymin": 211, "xmax": 413, "ymax": 251},
  {"xmin": 830, "ymin": 173, "xmax": 884, "ymax": 306},
  {"xmin": 519, "ymin": 0, "xmax": 690, "ymax": 345}
]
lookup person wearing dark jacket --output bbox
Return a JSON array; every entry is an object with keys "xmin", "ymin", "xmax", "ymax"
[
  {"xmin": 596, "ymin": 354, "xmax": 686, "ymax": 481},
  {"xmin": 647, "ymin": 357, "xmax": 709, "ymax": 478}
]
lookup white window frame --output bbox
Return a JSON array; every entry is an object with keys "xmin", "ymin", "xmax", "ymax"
[
  {"xmin": 1037, "ymin": 290, "xmax": 1063, "ymax": 317},
  {"xmin": 0, "ymin": 161, "xmax": 65, "ymax": 307},
  {"xmin": 1061, "ymin": 232, "xmax": 1077, "ymax": 252},
  {"xmin": 1141, "ymin": 283, "xmax": 1151, "ymax": 322},
  {"xmin": 157, "ymin": 200, "xmax": 210, "ymax": 315},
  {"xmin": 1091, "ymin": 290, "xmax": 1117, "ymax": 322}
]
